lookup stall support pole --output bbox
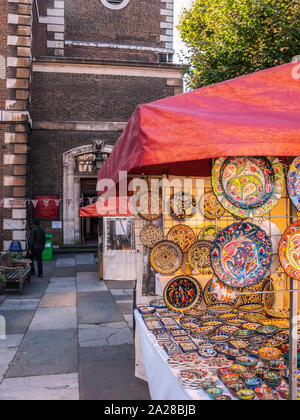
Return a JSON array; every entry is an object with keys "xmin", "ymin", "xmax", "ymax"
[{"xmin": 289, "ymin": 276, "xmax": 298, "ymax": 401}]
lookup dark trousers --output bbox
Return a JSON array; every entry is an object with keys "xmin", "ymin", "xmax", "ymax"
[{"xmin": 30, "ymin": 248, "xmax": 43, "ymax": 276}]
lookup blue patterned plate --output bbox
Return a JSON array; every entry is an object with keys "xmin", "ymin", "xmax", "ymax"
[
  {"xmin": 287, "ymin": 157, "xmax": 300, "ymax": 211},
  {"xmin": 211, "ymin": 222, "xmax": 272, "ymax": 288}
]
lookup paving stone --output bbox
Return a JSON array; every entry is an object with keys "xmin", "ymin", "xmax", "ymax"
[
  {"xmin": 79, "ymin": 344, "xmax": 135, "ymax": 364},
  {"xmin": 45, "ymin": 279, "xmax": 76, "ymax": 294},
  {"xmin": 49, "ymin": 277, "xmax": 76, "ymax": 284},
  {"xmin": 0, "ymin": 373, "xmax": 79, "ymax": 400},
  {"xmin": 76, "ymin": 273, "xmax": 108, "ymax": 292},
  {"xmin": 110, "ymin": 289, "xmax": 133, "ymax": 297},
  {"xmin": 0, "ymin": 311, "xmax": 35, "ymax": 334},
  {"xmin": 79, "ymin": 359, "xmax": 150, "ymax": 400},
  {"xmin": 76, "ymin": 265, "xmax": 98, "ymax": 273},
  {"xmin": 77, "ymin": 292, "xmax": 124, "ymax": 324},
  {"xmin": 5, "ymin": 282, "xmax": 47, "ymax": 300},
  {"xmin": 39, "ymin": 292, "xmax": 76, "ymax": 308},
  {"xmin": 0, "ymin": 348, "xmax": 18, "ymax": 377},
  {"xmin": 6, "ymin": 329, "xmax": 78, "ymax": 378},
  {"xmin": 56, "ymin": 257, "xmax": 76, "ymax": 267},
  {"xmin": 75, "ymin": 254, "xmax": 95, "ymax": 265},
  {"xmin": 78, "ymin": 322, "xmax": 133, "ymax": 347},
  {"xmin": 105, "ymin": 280, "xmax": 135, "ymax": 289},
  {"xmin": 0, "ymin": 334, "xmax": 24, "ymax": 349},
  {"xmin": 0, "ymin": 299, "xmax": 40, "ymax": 311},
  {"xmin": 52, "ymin": 267, "xmax": 77, "ymax": 277},
  {"xmin": 123, "ymin": 314, "xmax": 134, "ymax": 330},
  {"xmin": 29, "ymin": 307, "xmax": 77, "ymax": 330},
  {"xmin": 116, "ymin": 301, "xmax": 134, "ymax": 315}
]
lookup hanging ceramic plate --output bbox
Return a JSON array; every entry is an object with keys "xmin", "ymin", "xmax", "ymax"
[
  {"xmin": 136, "ymin": 191, "xmax": 162, "ymax": 221},
  {"xmin": 168, "ymin": 192, "xmax": 197, "ymax": 221},
  {"xmin": 241, "ymin": 276, "xmax": 274, "ymax": 310},
  {"xmin": 287, "ymin": 157, "xmax": 300, "ymax": 211},
  {"xmin": 211, "ymin": 156, "xmax": 285, "ymax": 219},
  {"xmin": 140, "ymin": 224, "xmax": 164, "ymax": 248},
  {"xmin": 198, "ymin": 225, "xmax": 222, "ymax": 242},
  {"xmin": 187, "ymin": 240, "xmax": 212, "ymax": 270},
  {"xmin": 203, "ymin": 277, "xmax": 239, "ymax": 307},
  {"xmin": 167, "ymin": 224, "xmax": 195, "ymax": 253},
  {"xmin": 279, "ymin": 221, "xmax": 300, "ymax": 281},
  {"xmin": 163, "ymin": 275, "xmax": 203, "ymax": 312},
  {"xmin": 211, "ymin": 222, "xmax": 272, "ymax": 288},
  {"xmin": 198, "ymin": 191, "xmax": 225, "ymax": 219},
  {"xmin": 149, "ymin": 240, "xmax": 183, "ymax": 274}
]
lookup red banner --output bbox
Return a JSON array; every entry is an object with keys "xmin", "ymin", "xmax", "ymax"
[{"xmin": 33, "ymin": 195, "xmax": 59, "ymax": 219}]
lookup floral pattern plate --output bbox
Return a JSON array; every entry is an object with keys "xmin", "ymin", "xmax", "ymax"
[
  {"xmin": 204, "ymin": 277, "xmax": 239, "ymax": 307},
  {"xmin": 287, "ymin": 157, "xmax": 300, "ymax": 211},
  {"xmin": 198, "ymin": 191, "xmax": 225, "ymax": 219},
  {"xmin": 198, "ymin": 225, "xmax": 222, "ymax": 242},
  {"xmin": 212, "ymin": 156, "xmax": 284, "ymax": 219},
  {"xmin": 163, "ymin": 275, "xmax": 203, "ymax": 312},
  {"xmin": 187, "ymin": 240, "xmax": 212, "ymax": 270},
  {"xmin": 279, "ymin": 220, "xmax": 300, "ymax": 281},
  {"xmin": 136, "ymin": 191, "xmax": 162, "ymax": 221},
  {"xmin": 168, "ymin": 192, "xmax": 197, "ymax": 221},
  {"xmin": 140, "ymin": 224, "xmax": 164, "ymax": 248},
  {"xmin": 150, "ymin": 240, "xmax": 183, "ymax": 274},
  {"xmin": 211, "ymin": 222, "xmax": 272, "ymax": 288},
  {"xmin": 167, "ymin": 224, "xmax": 195, "ymax": 253}
]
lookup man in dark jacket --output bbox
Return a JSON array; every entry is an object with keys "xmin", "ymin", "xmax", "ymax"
[{"xmin": 28, "ymin": 218, "xmax": 46, "ymax": 277}]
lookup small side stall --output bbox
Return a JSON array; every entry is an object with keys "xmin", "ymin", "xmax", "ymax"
[
  {"xmin": 79, "ymin": 198, "xmax": 136, "ymax": 281},
  {"xmin": 97, "ymin": 63, "xmax": 300, "ymax": 400}
]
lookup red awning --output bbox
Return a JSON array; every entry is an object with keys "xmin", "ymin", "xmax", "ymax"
[
  {"xmin": 79, "ymin": 197, "xmax": 134, "ymax": 217},
  {"xmin": 97, "ymin": 62, "xmax": 300, "ymax": 187}
]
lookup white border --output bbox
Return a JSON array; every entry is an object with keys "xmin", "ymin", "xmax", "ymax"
[{"xmin": 100, "ymin": 0, "xmax": 130, "ymax": 10}]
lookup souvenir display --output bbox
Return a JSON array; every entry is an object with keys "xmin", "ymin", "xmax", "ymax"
[
  {"xmin": 198, "ymin": 190, "xmax": 226, "ymax": 219},
  {"xmin": 198, "ymin": 225, "xmax": 222, "ymax": 242},
  {"xmin": 167, "ymin": 224, "xmax": 195, "ymax": 253},
  {"xmin": 149, "ymin": 298, "xmax": 166, "ymax": 308},
  {"xmin": 167, "ymin": 353, "xmax": 201, "ymax": 369},
  {"xmin": 140, "ymin": 224, "xmax": 164, "ymax": 248},
  {"xmin": 279, "ymin": 220, "xmax": 300, "ymax": 280},
  {"xmin": 211, "ymin": 222, "xmax": 272, "ymax": 288},
  {"xmin": 199, "ymin": 357, "xmax": 233, "ymax": 371},
  {"xmin": 211, "ymin": 156, "xmax": 284, "ymax": 219},
  {"xmin": 187, "ymin": 240, "xmax": 212, "ymax": 270},
  {"xmin": 287, "ymin": 157, "xmax": 300, "ymax": 211},
  {"xmin": 169, "ymin": 192, "xmax": 197, "ymax": 221},
  {"xmin": 150, "ymin": 240, "xmax": 183, "ymax": 274},
  {"xmin": 163, "ymin": 275, "xmax": 203, "ymax": 312},
  {"xmin": 136, "ymin": 191, "xmax": 162, "ymax": 221},
  {"xmin": 261, "ymin": 278, "xmax": 275, "ymax": 311},
  {"xmin": 159, "ymin": 317, "xmax": 178, "ymax": 327}
]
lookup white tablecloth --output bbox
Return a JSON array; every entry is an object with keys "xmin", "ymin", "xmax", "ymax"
[{"xmin": 135, "ymin": 310, "xmax": 233, "ymax": 400}]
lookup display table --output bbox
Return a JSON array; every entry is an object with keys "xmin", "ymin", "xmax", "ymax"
[{"xmin": 134, "ymin": 310, "xmax": 236, "ymax": 400}]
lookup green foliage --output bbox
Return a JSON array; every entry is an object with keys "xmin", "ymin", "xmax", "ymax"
[{"xmin": 178, "ymin": 0, "xmax": 300, "ymax": 89}]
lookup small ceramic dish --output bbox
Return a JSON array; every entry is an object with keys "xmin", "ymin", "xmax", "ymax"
[
  {"xmin": 258, "ymin": 346, "xmax": 282, "ymax": 360},
  {"xmin": 214, "ymin": 395, "xmax": 232, "ymax": 400},
  {"xmin": 198, "ymin": 346, "xmax": 218, "ymax": 358},
  {"xmin": 222, "ymin": 372, "xmax": 239, "ymax": 384},
  {"xmin": 245, "ymin": 377, "xmax": 262, "ymax": 390},
  {"xmin": 230, "ymin": 364, "xmax": 247, "ymax": 374},
  {"xmin": 255, "ymin": 386, "xmax": 276, "ymax": 400},
  {"xmin": 232, "ymin": 329, "xmax": 255, "ymax": 339},
  {"xmin": 236, "ymin": 389, "xmax": 255, "ymax": 400},
  {"xmin": 206, "ymin": 387, "xmax": 224, "ymax": 399},
  {"xmin": 200, "ymin": 379, "xmax": 217, "ymax": 390},
  {"xmin": 256, "ymin": 325, "xmax": 278, "ymax": 336},
  {"xmin": 209, "ymin": 332, "xmax": 231, "ymax": 344},
  {"xmin": 235, "ymin": 356, "xmax": 258, "ymax": 368}
]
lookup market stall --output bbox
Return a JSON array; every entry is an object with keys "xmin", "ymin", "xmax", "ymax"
[
  {"xmin": 79, "ymin": 198, "xmax": 136, "ymax": 281},
  {"xmin": 97, "ymin": 63, "xmax": 300, "ymax": 400}
]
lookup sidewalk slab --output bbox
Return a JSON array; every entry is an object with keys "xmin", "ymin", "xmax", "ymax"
[
  {"xmin": 39, "ymin": 292, "xmax": 76, "ymax": 308},
  {"xmin": 0, "ymin": 373, "xmax": 79, "ymax": 400},
  {"xmin": 79, "ymin": 359, "xmax": 150, "ymax": 400},
  {"xmin": 76, "ymin": 272, "xmax": 108, "ymax": 292},
  {"xmin": 77, "ymin": 292, "xmax": 124, "ymax": 324},
  {"xmin": 0, "ymin": 334, "xmax": 24, "ymax": 349},
  {"xmin": 79, "ymin": 344, "xmax": 135, "ymax": 364},
  {"xmin": 6, "ymin": 329, "xmax": 78, "ymax": 378},
  {"xmin": 105, "ymin": 280, "xmax": 135, "ymax": 289},
  {"xmin": 0, "ymin": 299, "xmax": 40, "ymax": 311},
  {"xmin": 29, "ymin": 307, "xmax": 77, "ymax": 330},
  {"xmin": 56, "ymin": 257, "xmax": 76, "ymax": 267},
  {"xmin": 0, "ymin": 348, "xmax": 18, "ymax": 380},
  {"xmin": 0, "ymin": 311, "xmax": 35, "ymax": 334},
  {"xmin": 75, "ymin": 254, "xmax": 95, "ymax": 265},
  {"xmin": 78, "ymin": 322, "xmax": 133, "ymax": 347}
]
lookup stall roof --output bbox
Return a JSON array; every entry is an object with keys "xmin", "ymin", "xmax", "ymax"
[
  {"xmin": 98, "ymin": 62, "xmax": 300, "ymax": 186},
  {"xmin": 79, "ymin": 197, "xmax": 134, "ymax": 217}
]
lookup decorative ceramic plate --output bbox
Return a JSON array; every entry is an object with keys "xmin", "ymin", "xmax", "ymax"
[
  {"xmin": 207, "ymin": 304, "xmax": 235, "ymax": 313},
  {"xmin": 258, "ymin": 346, "xmax": 282, "ymax": 360},
  {"xmin": 149, "ymin": 298, "xmax": 166, "ymax": 308},
  {"xmin": 150, "ymin": 240, "xmax": 183, "ymax": 274},
  {"xmin": 212, "ymin": 156, "xmax": 285, "ymax": 219},
  {"xmin": 211, "ymin": 222, "xmax": 272, "ymax": 288},
  {"xmin": 266, "ymin": 308, "xmax": 289, "ymax": 319},
  {"xmin": 241, "ymin": 277, "xmax": 274, "ymax": 310},
  {"xmin": 238, "ymin": 303, "xmax": 264, "ymax": 313},
  {"xmin": 187, "ymin": 240, "xmax": 212, "ymax": 270},
  {"xmin": 163, "ymin": 275, "xmax": 203, "ymax": 312},
  {"xmin": 168, "ymin": 192, "xmax": 197, "ymax": 221},
  {"xmin": 136, "ymin": 191, "xmax": 162, "ymax": 221},
  {"xmin": 279, "ymin": 220, "xmax": 300, "ymax": 280},
  {"xmin": 287, "ymin": 157, "xmax": 300, "ymax": 211},
  {"xmin": 203, "ymin": 277, "xmax": 239, "ymax": 308},
  {"xmin": 140, "ymin": 224, "xmax": 164, "ymax": 248},
  {"xmin": 198, "ymin": 191, "xmax": 225, "ymax": 219},
  {"xmin": 167, "ymin": 224, "xmax": 195, "ymax": 253},
  {"xmin": 198, "ymin": 225, "xmax": 222, "ymax": 242}
]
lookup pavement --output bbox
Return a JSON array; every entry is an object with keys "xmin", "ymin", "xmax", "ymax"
[{"xmin": 0, "ymin": 253, "xmax": 150, "ymax": 400}]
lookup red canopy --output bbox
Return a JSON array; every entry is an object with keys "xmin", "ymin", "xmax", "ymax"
[
  {"xmin": 79, "ymin": 197, "xmax": 134, "ymax": 217},
  {"xmin": 98, "ymin": 62, "xmax": 300, "ymax": 186}
]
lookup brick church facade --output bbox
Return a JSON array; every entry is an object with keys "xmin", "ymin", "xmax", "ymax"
[{"xmin": 0, "ymin": 0, "xmax": 183, "ymax": 250}]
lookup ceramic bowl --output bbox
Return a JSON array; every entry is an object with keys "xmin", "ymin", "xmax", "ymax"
[
  {"xmin": 222, "ymin": 372, "xmax": 239, "ymax": 384},
  {"xmin": 236, "ymin": 356, "xmax": 258, "ymax": 368},
  {"xmin": 236, "ymin": 388, "xmax": 255, "ymax": 400},
  {"xmin": 263, "ymin": 358, "xmax": 285, "ymax": 371},
  {"xmin": 200, "ymin": 379, "xmax": 217, "ymax": 390},
  {"xmin": 198, "ymin": 346, "xmax": 218, "ymax": 358},
  {"xmin": 264, "ymin": 371, "xmax": 282, "ymax": 389},
  {"xmin": 245, "ymin": 376, "xmax": 262, "ymax": 390},
  {"xmin": 209, "ymin": 332, "xmax": 231, "ymax": 344},
  {"xmin": 230, "ymin": 364, "xmax": 247, "ymax": 374},
  {"xmin": 256, "ymin": 325, "xmax": 278, "ymax": 336},
  {"xmin": 206, "ymin": 387, "xmax": 224, "ymax": 399},
  {"xmin": 233, "ymin": 329, "xmax": 255, "ymax": 339},
  {"xmin": 214, "ymin": 395, "xmax": 232, "ymax": 400},
  {"xmin": 258, "ymin": 346, "xmax": 282, "ymax": 360},
  {"xmin": 255, "ymin": 386, "xmax": 276, "ymax": 400}
]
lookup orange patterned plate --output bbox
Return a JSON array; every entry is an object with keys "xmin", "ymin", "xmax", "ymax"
[
  {"xmin": 167, "ymin": 224, "xmax": 195, "ymax": 253},
  {"xmin": 279, "ymin": 220, "xmax": 300, "ymax": 281}
]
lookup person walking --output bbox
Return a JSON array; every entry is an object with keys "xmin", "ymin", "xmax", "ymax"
[{"xmin": 28, "ymin": 218, "xmax": 46, "ymax": 277}]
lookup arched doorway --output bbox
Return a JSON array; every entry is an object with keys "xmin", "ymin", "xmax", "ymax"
[{"xmin": 62, "ymin": 141, "xmax": 113, "ymax": 245}]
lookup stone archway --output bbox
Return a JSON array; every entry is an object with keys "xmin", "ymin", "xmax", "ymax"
[{"xmin": 63, "ymin": 142, "xmax": 113, "ymax": 245}]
